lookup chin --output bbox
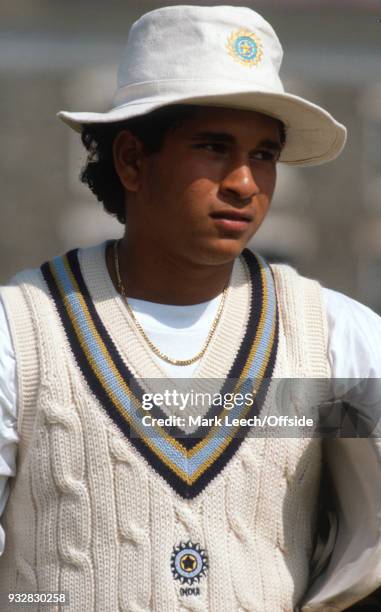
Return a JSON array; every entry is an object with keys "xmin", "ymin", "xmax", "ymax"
[{"xmin": 194, "ymin": 238, "xmax": 249, "ymax": 266}]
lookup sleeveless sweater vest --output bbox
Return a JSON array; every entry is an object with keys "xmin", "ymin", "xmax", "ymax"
[{"xmin": 0, "ymin": 243, "xmax": 330, "ymax": 612}]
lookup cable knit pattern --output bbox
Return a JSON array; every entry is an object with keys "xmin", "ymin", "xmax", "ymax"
[
  {"xmin": 174, "ymin": 500, "xmax": 206, "ymax": 612},
  {"xmin": 149, "ymin": 479, "xmax": 177, "ymax": 611},
  {"xmin": 202, "ymin": 479, "xmax": 235, "ymax": 612},
  {"xmin": 109, "ymin": 430, "xmax": 151, "ymax": 612},
  {"xmin": 43, "ymin": 396, "xmax": 94, "ymax": 611},
  {"xmin": 0, "ymin": 246, "xmax": 331, "ymax": 611},
  {"xmin": 226, "ymin": 444, "xmax": 262, "ymax": 611},
  {"xmin": 73, "ymin": 390, "xmax": 119, "ymax": 611}
]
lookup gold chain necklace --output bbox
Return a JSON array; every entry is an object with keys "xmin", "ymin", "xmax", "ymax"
[{"xmin": 113, "ymin": 239, "xmax": 228, "ymax": 366}]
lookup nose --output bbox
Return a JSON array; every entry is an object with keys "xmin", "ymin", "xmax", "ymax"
[{"xmin": 219, "ymin": 162, "xmax": 260, "ymax": 204}]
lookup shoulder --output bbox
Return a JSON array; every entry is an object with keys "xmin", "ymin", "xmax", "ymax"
[
  {"xmin": 269, "ymin": 259, "xmax": 381, "ymax": 378},
  {"xmin": 0, "ymin": 296, "xmax": 17, "ymax": 418},
  {"xmin": 0, "ymin": 242, "xmax": 104, "ymax": 300},
  {"xmin": 269, "ymin": 262, "xmax": 330, "ymax": 377},
  {"xmin": 0, "ymin": 266, "xmax": 47, "ymax": 330},
  {"xmin": 322, "ymin": 287, "xmax": 381, "ymax": 378}
]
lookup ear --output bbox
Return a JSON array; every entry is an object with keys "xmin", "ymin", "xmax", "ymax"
[{"xmin": 113, "ymin": 130, "xmax": 144, "ymax": 192}]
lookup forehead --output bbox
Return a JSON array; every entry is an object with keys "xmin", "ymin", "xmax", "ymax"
[{"xmin": 174, "ymin": 106, "xmax": 282, "ymax": 139}]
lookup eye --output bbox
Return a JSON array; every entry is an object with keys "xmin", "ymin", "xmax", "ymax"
[
  {"xmin": 251, "ymin": 149, "xmax": 280, "ymax": 162},
  {"xmin": 193, "ymin": 142, "xmax": 228, "ymax": 154}
]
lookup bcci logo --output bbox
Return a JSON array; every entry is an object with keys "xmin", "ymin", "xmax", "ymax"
[
  {"xmin": 227, "ymin": 29, "xmax": 263, "ymax": 67},
  {"xmin": 171, "ymin": 541, "xmax": 208, "ymax": 586}
]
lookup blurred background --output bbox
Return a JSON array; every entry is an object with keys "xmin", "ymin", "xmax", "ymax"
[{"xmin": 1, "ymin": 0, "xmax": 380, "ymax": 312}]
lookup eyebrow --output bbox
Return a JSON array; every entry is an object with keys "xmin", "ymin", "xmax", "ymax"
[{"xmin": 188, "ymin": 131, "xmax": 282, "ymax": 151}]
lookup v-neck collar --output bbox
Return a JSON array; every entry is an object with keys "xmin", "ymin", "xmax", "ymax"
[
  {"xmin": 80, "ymin": 242, "xmax": 251, "ymax": 403},
  {"xmin": 41, "ymin": 243, "xmax": 279, "ymax": 499}
]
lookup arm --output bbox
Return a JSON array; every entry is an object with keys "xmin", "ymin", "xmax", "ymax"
[
  {"xmin": 302, "ymin": 288, "xmax": 381, "ymax": 610},
  {"xmin": 0, "ymin": 297, "xmax": 19, "ymax": 556}
]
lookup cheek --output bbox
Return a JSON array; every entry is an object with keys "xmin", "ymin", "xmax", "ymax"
[
  {"xmin": 255, "ymin": 195, "xmax": 272, "ymax": 225},
  {"xmin": 253, "ymin": 168, "xmax": 276, "ymax": 225},
  {"xmin": 255, "ymin": 165, "xmax": 277, "ymax": 197},
  {"xmin": 173, "ymin": 178, "xmax": 216, "ymax": 218},
  {"xmin": 186, "ymin": 178, "xmax": 215, "ymax": 201}
]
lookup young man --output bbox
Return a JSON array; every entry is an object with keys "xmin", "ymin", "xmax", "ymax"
[{"xmin": 0, "ymin": 5, "xmax": 380, "ymax": 611}]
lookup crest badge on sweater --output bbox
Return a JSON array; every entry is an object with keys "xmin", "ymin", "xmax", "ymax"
[{"xmin": 171, "ymin": 541, "xmax": 208, "ymax": 597}]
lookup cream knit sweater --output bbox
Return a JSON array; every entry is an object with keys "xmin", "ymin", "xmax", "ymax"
[{"xmin": 0, "ymin": 244, "xmax": 330, "ymax": 612}]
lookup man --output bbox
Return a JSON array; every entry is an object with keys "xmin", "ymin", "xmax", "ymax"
[{"xmin": 0, "ymin": 5, "xmax": 380, "ymax": 611}]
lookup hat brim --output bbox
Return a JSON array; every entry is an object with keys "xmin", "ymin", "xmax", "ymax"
[{"xmin": 58, "ymin": 88, "xmax": 346, "ymax": 167}]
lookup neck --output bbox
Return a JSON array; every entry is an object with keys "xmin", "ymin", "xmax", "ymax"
[{"xmin": 106, "ymin": 239, "xmax": 235, "ymax": 305}]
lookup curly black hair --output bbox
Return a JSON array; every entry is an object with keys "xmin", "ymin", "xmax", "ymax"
[
  {"xmin": 80, "ymin": 105, "xmax": 201, "ymax": 224},
  {"xmin": 80, "ymin": 105, "xmax": 286, "ymax": 224}
]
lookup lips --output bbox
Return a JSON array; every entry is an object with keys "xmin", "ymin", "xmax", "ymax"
[
  {"xmin": 210, "ymin": 209, "xmax": 253, "ymax": 222},
  {"xmin": 210, "ymin": 209, "xmax": 253, "ymax": 233}
]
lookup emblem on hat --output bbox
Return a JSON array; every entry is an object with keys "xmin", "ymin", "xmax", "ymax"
[
  {"xmin": 227, "ymin": 29, "xmax": 263, "ymax": 67},
  {"xmin": 171, "ymin": 541, "xmax": 208, "ymax": 585}
]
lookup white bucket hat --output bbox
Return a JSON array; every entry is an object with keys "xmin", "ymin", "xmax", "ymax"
[{"xmin": 58, "ymin": 5, "xmax": 347, "ymax": 166}]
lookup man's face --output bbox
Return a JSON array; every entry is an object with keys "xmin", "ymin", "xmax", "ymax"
[{"xmin": 126, "ymin": 107, "xmax": 282, "ymax": 266}]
